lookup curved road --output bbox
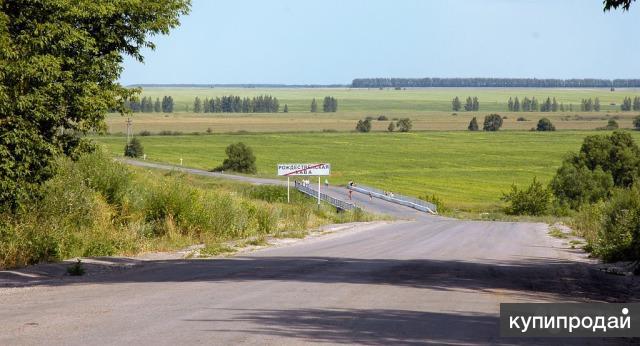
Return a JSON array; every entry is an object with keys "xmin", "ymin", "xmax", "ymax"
[{"xmin": 0, "ymin": 160, "xmax": 637, "ymax": 345}]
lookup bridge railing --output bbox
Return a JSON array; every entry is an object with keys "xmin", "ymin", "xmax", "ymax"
[
  {"xmin": 348, "ymin": 184, "xmax": 437, "ymax": 214},
  {"xmin": 294, "ymin": 181, "xmax": 359, "ymax": 211}
]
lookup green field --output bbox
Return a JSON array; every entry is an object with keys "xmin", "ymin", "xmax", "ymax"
[
  {"xmin": 108, "ymin": 87, "xmax": 640, "ymax": 133},
  {"xmin": 94, "ymin": 131, "xmax": 640, "ymax": 212}
]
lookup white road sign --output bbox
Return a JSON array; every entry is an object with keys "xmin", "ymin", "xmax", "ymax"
[{"xmin": 277, "ymin": 163, "xmax": 331, "ymax": 176}]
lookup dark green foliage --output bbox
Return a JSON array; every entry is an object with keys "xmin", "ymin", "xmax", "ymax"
[
  {"xmin": 507, "ymin": 97, "xmax": 514, "ymax": 111},
  {"xmin": 355, "ymin": 119, "xmax": 372, "ymax": 133},
  {"xmin": 513, "ymin": 97, "xmax": 520, "ymax": 111},
  {"xmin": 124, "ymin": 138, "xmax": 144, "ymax": 158},
  {"xmin": 0, "ymin": 0, "xmax": 190, "ymax": 211},
  {"xmin": 154, "ymin": 98, "xmax": 161, "ymax": 112},
  {"xmin": 199, "ymin": 95, "xmax": 279, "ymax": 113},
  {"xmin": 605, "ymin": 119, "xmax": 619, "ymax": 130},
  {"xmin": 536, "ymin": 118, "xmax": 556, "ymax": 131},
  {"xmin": 502, "ymin": 178, "xmax": 551, "ymax": 216},
  {"xmin": 634, "ymin": 115, "xmax": 640, "ymax": 130},
  {"xmin": 551, "ymin": 132, "xmax": 640, "ymax": 209},
  {"xmin": 283, "ymin": 104, "xmax": 288, "ymax": 113},
  {"xmin": 161, "ymin": 96, "xmax": 175, "ymax": 112},
  {"xmin": 387, "ymin": 121, "xmax": 395, "ymax": 132},
  {"xmin": 483, "ymin": 114, "xmax": 503, "ymax": 131},
  {"xmin": 377, "ymin": 115, "xmax": 388, "ymax": 121},
  {"xmin": 215, "ymin": 142, "xmax": 257, "ymax": 174},
  {"xmin": 621, "ymin": 97, "xmax": 633, "ymax": 111},
  {"xmin": 468, "ymin": 117, "xmax": 479, "ymax": 131},
  {"xmin": 396, "ymin": 118, "xmax": 412, "ymax": 132},
  {"xmin": 323, "ymin": 96, "xmax": 338, "ymax": 112},
  {"xmin": 550, "ymin": 160, "xmax": 614, "ymax": 209},
  {"xmin": 310, "ymin": 98, "xmax": 318, "ymax": 113},
  {"xmin": 588, "ymin": 186, "xmax": 640, "ymax": 262},
  {"xmin": 451, "ymin": 97, "xmax": 461, "ymax": 111},
  {"xmin": 633, "ymin": 97, "xmax": 640, "ymax": 111},
  {"xmin": 193, "ymin": 97, "xmax": 202, "ymax": 113},
  {"xmin": 604, "ymin": 0, "xmax": 635, "ymax": 11},
  {"xmin": 594, "ymin": 97, "xmax": 601, "ymax": 112}
]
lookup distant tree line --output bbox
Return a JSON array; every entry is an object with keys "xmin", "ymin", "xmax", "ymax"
[
  {"xmin": 323, "ymin": 97, "xmax": 338, "ymax": 112},
  {"xmin": 125, "ymin": 96, "xmax": 173, "ymax": 113},
  {"xmin": 580, "ymin": 98, "xmax": 601, "ymax": 112},
  {"xmin": 193, "ymin": 95, "xmax": 279, "ymax": 113},
  {"xmin": 451, "ymin": 97, "xmax": 479, "ymax": 111},
  {"xmin": 352, "ymin": 78, "xmax": 640, "ymax": 88},
  {"xmin": 621, "ymin": 96, "xmax": 640, "ymax": 111},
  {"xmin": 310, "ymin": 97, "xmax": 338, "ymax": 112}
]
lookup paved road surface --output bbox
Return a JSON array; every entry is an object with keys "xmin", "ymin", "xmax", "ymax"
[{"xmin": 0, "ymin": 160, "xmax": 637, "ymax": 345}]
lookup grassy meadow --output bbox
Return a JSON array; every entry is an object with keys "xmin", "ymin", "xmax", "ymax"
[
  {"xmin": 107, "ymin": 87, "xmax": 640, "ymax": 133},
  {"xmin": 94, "ymin": 131, "xmax": 640, "ymax": 212}
]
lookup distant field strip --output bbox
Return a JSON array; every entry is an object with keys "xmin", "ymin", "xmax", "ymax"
[
  {"xmin": 94, "ymin": 131, "xmax": 640, "ymax": 211},
  {"xmin": 106, "ymin": 87, "xmax": 640, "ymax": 133}
]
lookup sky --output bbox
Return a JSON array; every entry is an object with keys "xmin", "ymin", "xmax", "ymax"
[{"xmin": 120, "ymin": 0, "xmax": 640, "ymax": 85}]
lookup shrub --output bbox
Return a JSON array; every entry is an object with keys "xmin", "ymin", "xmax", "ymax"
[
  {"xmin": 605, "ymin": 119, "xmax": 619, "ymax": 130},
  {"xmin": 214, "ymin": 142, "xmax": 257, "ymax": 174},
  {"xmin": 634, "ymin": 116, "xmax": 640, "ymax": 130},
  {"xmin": 76, "ymin": 151, "xmax": 131, "ymax": 206},
  {"xmin": 421, "ymin": 193, "xmax": 447, "ymax": 213},
  {"xmin": 387, "ymin": 121, "xmax": 395, "ymax": 132},
  {"xmin": 396, "ymin": 118, "xmax": 412, "ymax": 132},
  {"xmin": 483, "ymin": 114, "xmax": 503, "ymax": 131},
  {"xmin": 517, "ymin": 117, "xmax": 528, "ymax": 122},
  {"xmin": 550, "ymin": 160, "xmax": 613, "ymax": 209},
  {"xmin": 377, "ymin": 115, "xmax": 388, "ymax": 121},
  {"xmin": 468, "ymin": 117, "xmax": 479, "ymax": 131},
  {"xmin": 536, "ymin": 118, "xmax": 556, "ymax": 131},
  {"xmin": 355, "ymin": 119, "xmax": 372, "ymax": 133},
  {"xmin": 595, "ymin": 187, "xmax": 640, "ymax": 262},
  {"xmin": 550, "ymin": 131, "xmax": 640, "ymax": 209},
  {"xmin": 139, "ymin": 130, "xmax": 152, "ymax": 136},
  {"xmin": 124, "ymin": 138, "xmax": 144, "ymax": 158},
  {"xmin": 501, "ymin": 177, "xmax": 551, "ymax": 215}
]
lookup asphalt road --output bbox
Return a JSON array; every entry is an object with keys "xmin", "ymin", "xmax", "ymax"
[{"xmin": 0, "ymin": 160, "xmax": 637, "ymax": 345}]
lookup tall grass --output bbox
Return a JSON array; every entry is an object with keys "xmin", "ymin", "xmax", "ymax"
[{"xmin": 0, "ymin": 151, "xmax": 370, "ymax": 269}]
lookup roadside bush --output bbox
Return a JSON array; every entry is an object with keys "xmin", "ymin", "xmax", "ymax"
[
  {"xmin": 501, "ymin": 177, "xmax": 551, "ymax": 215},
  {"xmin": 355, "ymin": 119, "xmax": 372, "ymax": 133},
  {"xmin": 483, "ymin": 114, "xmax": 503, "ymax": 131},
  {"xmin": 124, "ymin": 137, "xmax": 144, "ymax": 158},
  {"xmin": 595, "ymin": 187, "xmax": 640, "ymax": 262},
  {"xmin": 572, "ymin": 202, "xmax": 605, "ymax": 251},
  {"xmin": 396, "ymin": 118, "xmax": 412, "ymax": 132},
  {"xmin": 634, "ymin": 116, "xmax": 640, "ymax": 130},
  {"xmin": 377, "ymin": 115, "xmax": 388, "ymax": 121},
  {"xmin": 536, "ymin": 118, "xmax": 556, "ymax": 131},
  {"xmin": 214, "ymin": 142, "xmax": 257, "ymax": 174},
  {"xmin": 550, "ymin": 132, "xmax": 640, "ymax": 210},
  {"xmin": 421, "ymin": 193, "xmax": 448, "ymax": 214},
  {"xmin": 550, "ymin": 160, "xmax": 613, "ymax": 209},
  {"xmin": 76, "ymin": 151, "xmax": 131, "ymax": 206}
]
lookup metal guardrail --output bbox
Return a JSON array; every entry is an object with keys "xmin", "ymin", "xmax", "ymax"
[
  {"xmin": 348, "ymin": 184, "xmax": 437, "ymax": 214},
  {"xmin": 294, "ymin": 181, "xmax": 359, "ymax": 211}
]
